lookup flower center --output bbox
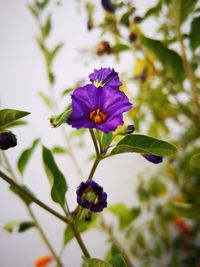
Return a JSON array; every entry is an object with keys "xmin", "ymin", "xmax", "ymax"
[
  {"xmin": 89, "ymin": 109, "xmax": 107, "ymax": 124},
  {"xmin": 93, "ymin": 80, "xmax": 105, "ymax": 88}
]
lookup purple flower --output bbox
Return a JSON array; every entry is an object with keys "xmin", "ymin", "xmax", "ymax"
[
  {"xmin": 142, "ymin": 154, "xmax": 163, "ymax": 164},
  {"xmin": 0, "ymin": 131, "xmax": 17, "ymax": 150},
  {"xmin": 89, "ymin": 68, "xmax": 122, "ymax": 89},
  {"xmin": 76, "ymin": 180, "xmax": 107, "ymax": 212},
  {"xmin": 67, "ymin": 84, "xmax": 132, "ymax": 133}
]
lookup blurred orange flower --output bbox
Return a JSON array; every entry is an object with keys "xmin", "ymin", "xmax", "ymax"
[{"xmin": 35, "ymin": 255, "xmax": 53, "ymax": 267}]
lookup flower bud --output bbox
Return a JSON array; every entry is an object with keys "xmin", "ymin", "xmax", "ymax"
[
  {"xmin": 96, "ymin": 41, "xmax": 112, "ymax": 56},
  {"xmin": 142, "ymin": 154, "xmax": 163, "ymax": 164},
  {"xmin": 129, "ymin": 32, "xmax": 138, "ymax": 43},
  {"xmin": 0, "ymin": 131, "xmax": 17, "ymax": 150},
  {"xmin": 101, "ymin": 0, "xmax": 116, "ymax": 13},
  {"xmin": 134, "ymin": 16, "xmax": 143, "ymax": 24},
  {"xmin": 114, "ymin": 125, "xmax": 135, "ymax": 137}
]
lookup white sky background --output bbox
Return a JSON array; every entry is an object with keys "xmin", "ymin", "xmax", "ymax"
[{"xmin": 0, "ymin": 1, "xmax": 158, "ymax": 266}]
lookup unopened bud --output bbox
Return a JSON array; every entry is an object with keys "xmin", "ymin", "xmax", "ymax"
[
  {"xmin": 134, "ymin": 16, "xmax": 142, "ymax": 24},
  {"xmin": 114, "ymin": 125, "xmax": 135, "ymax": 137},
  {"xmin": 129, "ymin": 32, "xmax": 138, "ymax": 43},
  {"xmin": 0, "ymin": 131, "xmax": 17, "ymax": 150},
  {"xmin": 96, "ymin": 41, "xmax": 112, "ymax": 56}
]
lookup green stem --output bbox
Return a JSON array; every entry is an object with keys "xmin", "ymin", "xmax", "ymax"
[
  {"xmin": 89, "ymin": 129, "xmax": 100, "ymax": 156},
  {"xmin": 0, "ymin": 169, "xmax": 69, "ymax": 224},
  {"xmin": 87, "ymin": 156, "xmax": 101, "ymax": 180},
  {"xmin": 28, "ymin": 206, "xmax": 64, "ymax": 267}
]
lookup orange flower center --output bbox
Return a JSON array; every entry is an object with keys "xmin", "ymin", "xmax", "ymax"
[{"xmin": 89, "ymin": 109, "xmax": 107, "ymax": 124}]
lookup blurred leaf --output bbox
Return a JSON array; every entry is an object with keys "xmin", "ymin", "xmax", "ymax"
[
  {"xmin": 143, "ymin": 1, "xmax": 162, "ymax": 19},
  {"xmin": 49, "ymin": 108, "xmax": 71, "ymax": 128},
  {"xmin": 42, "ymin": 146, "xmax": 67, "ymax": 207},
  {"xmin": 110, "ymin": 134, "xmax": 177, "ymax": 157},
  {"xmin": 108, "ymin": 203, "xmax": 140, "ymax": 228},
  {"xmin": 112, "ymin": 44, "xmax": 130, "ymax": 54},
  {"xmin": 82, "ymin": 257, "xmax": 112, "ymax": 267},
  {"xmin": 171, "ymin": 202, "xmax": 200, "ymax": 219},
  {"xmin": 42, "ymin": 14, "xmax": 52, "ymax": 38},
  {"xmin": 172, "ymin": 0, "xmax": 198, "ymax": 26},
  {"xmin": 28, "ymin": 4, "xmax": 38, "ymax": 18},
  {"xmin": 3, "ymin": 119, "xmax": 27, "ymax": 128},
  {"xmin": 48, "ymin": 71, "xmax": 55, "ymax": 85},
  {"xmin": 38, "ymin": 92, "xmax": 54, "ymax": 109},
  {"xmin": 189, "ymin": 16, "xmax": 200, "ymax": 51},
  {"xmin": 36, "ymin": 0, "xmax": 49, "ymax": 10},
  {"xmin": 141, "ymin": 36, "xmax": 185, "ymax": 82},
  {"xmin": 49, "ymin": 43, "xmax": 64, "ymax": 63},
  {"xmin": 190, "ymin": 152, "xmax": 200, "ymax": 168},
  {"xmin": 4, "ymin": 221, "xmax": 35, "ymax": 233},
  {"xmin": 120, "ymin": 7, "xmax": 135, "ymax": 25},
  {"xmin": 0, "ymin": 109, "xmax": 30, "ymax": 129},
  {"xmin": 109, "ymin": 254, "xmax": 127, "ymax": 267},
  {"xmin": 62, "ymin": 87, "xmax": 74, "ymax": 96},
  {"xmin": 52, "ymin": 146, "xmax": 67, "ymax": 154},
  {"xmin": 64, "ymin": 216, "xmax": 98, "ymax": 246},
  {"xmin": 17, "ymin": 138, "xmax": 40, "ymax": 175}
]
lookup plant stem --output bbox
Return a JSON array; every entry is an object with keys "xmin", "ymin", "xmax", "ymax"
[
  {"xmin": 176, "ymin": 22, "xmax": 200, "ymax": 121},
  {"xmin": 100, "ymin": 219, "xmax": 135, "ymax": 267},
  {"xmin": 27, "ymin": 206, "xmax": 64, "ymax": 267},
  {"xmin": 0, "ymin": 169, "xmax": 69, "ymax": 224},
  {"xmin": 89, "ymin": 129, "xmax": 100, "ymax": 156},
  {"xmin": 87, "ymin": 156, "xmax": 101, "ymax": 180}
]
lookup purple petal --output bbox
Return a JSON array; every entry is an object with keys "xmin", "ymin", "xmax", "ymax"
[{"xmin": 89, "ymin": 68, "xmax": 122, "ymax": 89}]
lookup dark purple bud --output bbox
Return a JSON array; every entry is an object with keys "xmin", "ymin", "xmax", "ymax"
[
  {"xmin": 129, "ymin": 32, "xmax": 137, "ymax": 43},
  {"xmin": 76, "ymin": 180, "xmax": 107, "ymax": 212},
  {"xmin": 87, "ymin": 20, "xmax": 93, "ymax": 31},
  {"xmin": 142, "ymin": 154, "xmax": 163, "ymax": 164},
  {"xmin": 101, "ymin": 0, "xmax": 116, "ymax": 13},
  {"xmin": 0, "ymin": 131, "xmax": 17, "ymax": 150},
  {"xmin": 134, "ymin": 16, "xmax": 143, "ymax": 23},
  {"xmin": 127, "ymin": 125, "xmax": 135, "ymax": 134}
]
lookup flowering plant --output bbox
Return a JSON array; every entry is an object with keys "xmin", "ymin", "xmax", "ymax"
[{"xmin": 1, "ymin": 0, "xmax": 200, "ymax": 267}]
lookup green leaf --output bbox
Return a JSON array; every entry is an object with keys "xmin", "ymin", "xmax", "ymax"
[
  {"xmin": 36, "ymin": 0, "xmax": 49, "ymax": 10},
  {"xmin": 4, "ymin": 221, "xmax": 35, "ymax": 233},
  {"xmin": 109, "ymin": 254, "xmax": 127, "ymax": 267},
  {"xmin": 42, "ymin": 146, "xmax": 67, "ymax": 207},
  {"xmin": 189, "ymin": 16, "xmax": 200, "ymax": 51},
  {"xmin": 52, "ymin": 146, "xmax": 67, "ymax": 154},
  {"xmin": 2, "ymin": 119, "xmax": 27, "ymax": 129},
  {"xmin": 38, "ymin": 92, "xmax": 54, "ymax": 109},
  {"xmin": 0, "ymin": 109, "xmax": 30, "ymax": 129},
  {"xmin": 172, "ymin": 0, "xmax": 198, "ymax": 26},
  {"xmin": 143, "ymin": 1, "xmax": 162, "ymax": 19},
  {"xmin": 102, "ymin": 132, "xmax": 113, "ymax": 151},
  {"xmin": 112, "ymin": 44, "xmax": 130, "ymax": 54},
  {"xmin": 82, "ymin": 257, "xmax": 112, "ymax": 267},
  {"xmin": 17, "ymin": 138, "xmax": 40, "ymax": 175},
  {"xmin": 110, "ymin": 134, "xmax": 177, "ymax": 157},
  {"xmin": 170, "ymin": 202, "xmax": 200, "ymax": 219},
  {"xmin": 141, "ymin": 36, "xmax": 185, "ymax": 82},
  {"xmin": 42, "ymin": 14, "xmax": 52, "ymax": 39},
  {"xmin": 63, "ymin": 215, "xmax": 98, "ymax": 246},
  {"xmin": 27, "ymin": 4, "xmax": 38, "ymax": 18},
  {"xmin": 49, "ymin": 108, "xmax": 71, "ymax": 128},
  {"xmin": 190, "ymin": 152, "xmax": 200, "ymax": 168},
  {"xmin": 62, "ymin": 87, "xmax": 74, "ymax": 96},
  {"xmin": 49, "ymin": 43, "xmax": 64, "ymax": 63},
  {"xmin": 120, "ymin": 7, "xmax": 135, "ymax": 25},
  {"xmin": 108, "ymin": 203, "xmax": 140, "ymax": 228}
]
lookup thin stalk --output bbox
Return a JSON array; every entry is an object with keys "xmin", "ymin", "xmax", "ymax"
[
  {"xmin": 28, "ymin": 206, "xmax": 64, "ymax": 267},
  {"xmin": 1, "ymin": 151, "xmax": 17, "ymax": 181},
  {"xmin": 0, "ymin": 169, "xmax": 69, "ymax": 224},
  {"xmin": 89, "ymin": 129, "xmax": 100, "ymax": 156},
  {"xmin": 176, "ymin": 23, "xmax": 200, "ymax": 120},
  {"xmin": 100, "ymin": 219, "xmax": 135, "ymax": 267},
  {"xmin": 87, "ymin": 156, "xmax": 101, "ymax": 180}
]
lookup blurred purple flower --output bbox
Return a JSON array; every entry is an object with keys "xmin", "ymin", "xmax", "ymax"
[
  {"xmin": 142, "ymin": 154, "xmax": 163, "ymax": 164},
  {"xmin": 101, "ymin": 0, "xmax": 116, "ymax": 13},
  {"xmin": 67, "ymin": 84, "xmax": 132, "ymax": 133},
  {"xmin": 89, "ymin": 68, "xmax": 122, "ymax": 89},
  {"xmin": 0, "ymin": 131, "xmax": 17, "ymax": 150},
  {"xmin": 76, "ymin": 180, "xmax": 107, "ymax": 212}
]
